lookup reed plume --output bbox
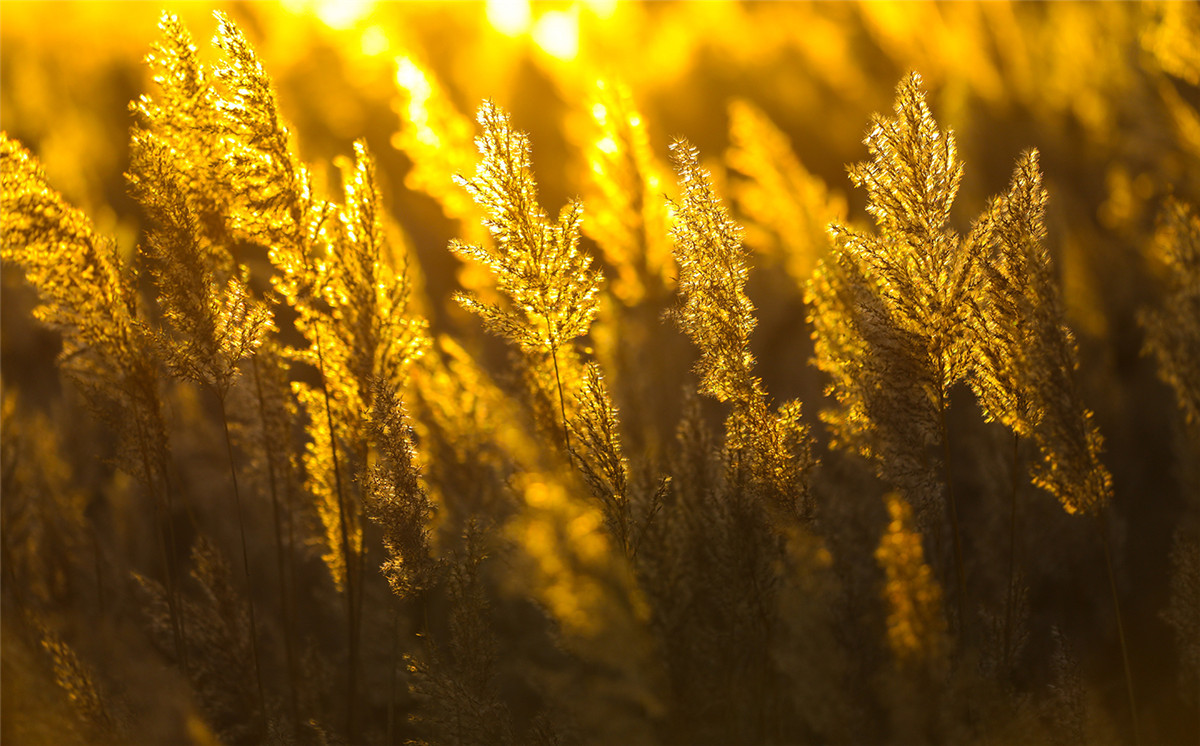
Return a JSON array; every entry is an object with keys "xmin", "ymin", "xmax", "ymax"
[
  {"xmin": 451, "ymin": 101, "xmax": 639, "ymax": 548},
  {"xmin": 1, "ymin": 135, "xmax": 169, "ymax": 493},
  {"xmin": 1, "ymin": 133, "xmax": 188, "ymax": 663},
  {"xmin": 451, "ymin": 101, "xmax": 600, "ymax": 448},
  {"xmin": 971, "ymin": 150, "xmax": 1112, "ymax": 515},
  {"xmin": 1141, "ymin": 198, "xmax": 1200, "ymax": 427},
  {"xmin": 668, "ymin": 138, "xmax": 812, "ymax": 517},
  {"xmin": 3, "ymin": 6, "xmax": 1194, "ymax": 742}
]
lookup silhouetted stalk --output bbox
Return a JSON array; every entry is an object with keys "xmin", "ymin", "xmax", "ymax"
[
  {"xmin": 1003, "ymin": 432, "xmax": 1020, "ymax": 670},
  {"xmin": 1099, "ymin": 507, "xmax": 1140, "ymax": 746},
  {"xmin": 918, "ymin": 446, "xmax": 947, "ymax": 587},
  {"xmin": 547, "ymin": 329, "xmax": 571, "ymax": 453},
  {"xmin": 283, "ymin": 470, "xmax": 300, "ymax": 718},
  {"xmin": 352, "ymin": 429, "xmax": 368, "ymax": 641},
  {"xmin": 630, "ymin": 497, "xmax": 663, "ymax": 559},
  {"xmin": 745, "ymin": 528, "xmax": 775, "ymax": 743},
  {"xmin": 116, "ymin": 313, "xmax": 189, "ymax": 670},
  {"xmin": 134, "ymin": 413, "xmax": 189, "ymax": 672},
  {"xmin": 352, "ymin": 447, "xmax": 368, "ymax": 725},
  {"xmin": 937, "ymin": 383, "xmax": 967, "ymax": 636},
  {"xmin": 216, "ymin": 391, "xmax": 268, "ymax": 734},
  {"xmin": 251, "ymin": 357, "xmax": 300, "ymax": 734},
  {"xmin": 387, "ymin": 599, "xmax": 399, "ymax": 746},
  {"xmin": 313, "ymin": 330, "xmax": 359, "ymax": 740}
]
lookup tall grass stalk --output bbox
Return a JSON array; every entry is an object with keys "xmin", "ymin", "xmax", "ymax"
[
  {"xmin": 937, "ymin": 384, "xmax": 967, "ymax": 635},
  {"xmin": 1099, "ymin": 507, "xmax": 1141, "ymax": 745},
  {"xmin": 548, "ymin": 335, "xmax": 572, "ymax": 453},
  {"xmin": 216, "ymin": 392, "xmax": 268, "ymax": 734},
  {"xmin": 251, "ymin": 356, "xmax": 301, "ymax": 733},
  {"xmin": 134, "ymin": 413, "xmax": 189, "ymax": 672},
  {"xmin": 313, "ymin": 329, "xmax": 360, "ymax": 739},
  {"xmin": 1003, "ymin": 432, "xmax": 1020, "ymax": 669}
]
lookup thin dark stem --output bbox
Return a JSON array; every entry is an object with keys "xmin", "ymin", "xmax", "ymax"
[
  {"xmin": 915, "ymin": 439, "xmax": 947, "ymax": 589},
  {"xmin": 353, "ymin": 438, "xmax": 368, "ymax": 690},
  {"xmin": 1099, "ymin": 507, "xmax": 1141, "ymax": 746},
  {"xmin": 387, "ymin": 599, "xmax": 399, "ymax": 746},
  {"xmin": 152, "ymin": 494, "xmax": 185, "ymax": 663},
  {"xmin": 117, "ymin": 321, "xmax": 188, "ymax": 669},
  {"xmin": 547, "ymin": 333, "xmax": 571, "ymax": 454},
  {"xmin": 217, "ymin": 390, "xmax": 268, "ymax": 735},
  {"xmin": 313, "ymin": 330, "xmax": 359, "ymax": 741},
  {"xmin": 251, "ymin": 357, "xmax": 300, "ymax": 734},
  {"xmin": 290, "ymin": 202, "xmax": 357, "ymax": 739},
  {"xmin": 134, "ymin": 414, "xmax": 188, "ymax": 672},
  {"xmin": 631, "ymin": 497, "xmax": 664, "ymax": 559},
  {"xmin": 937, "ymin": 384, "xmax": 967, "ymax": 637},
  {"xmin": 1003, "ymin": 431, "xmax": 1019, "ymax": 670},
  {"xmin": 284, "ymin": 459, "xmax": 300, "ymax": 727}
]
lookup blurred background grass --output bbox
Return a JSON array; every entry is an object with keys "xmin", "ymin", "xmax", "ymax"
[{"xmin": 4, "ymin": 1, "xmax": 1197, "ymax": 368}]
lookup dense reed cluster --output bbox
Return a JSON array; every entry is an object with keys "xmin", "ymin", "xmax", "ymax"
[{"xmin": 2, "ymin": 4, "xmax": 1198, "ymax": 745}]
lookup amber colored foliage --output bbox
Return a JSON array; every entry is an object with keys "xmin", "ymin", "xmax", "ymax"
[{"xmin": 2, "ymin": 3, "xmax": 1199, "ymax": 745}]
